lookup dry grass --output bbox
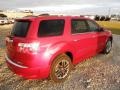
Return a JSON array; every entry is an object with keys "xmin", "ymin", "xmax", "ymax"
[{"xmin": 97, "ymin": 21, "xmax": 120, "ymax": 35}]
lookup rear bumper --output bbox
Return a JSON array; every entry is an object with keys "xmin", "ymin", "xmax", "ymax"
[{"xmin": 5, "ymin": 54, "xmax": 50, "ymax": 79}]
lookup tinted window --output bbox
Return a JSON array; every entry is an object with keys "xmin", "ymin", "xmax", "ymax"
[
  {"xmin": 87, "ymin": 20, "xmax": 99, "ymax": 32},
  {"xmin": 11, "ymin": 21, "xmax": 30, "ymax": 37},
  {"xmin": 38, "ymin": 20, "xmax": 64, "ymax": 37},
  {"xmin": 71, "ymin": 19, "xmax": 89, "ymax": 34}
]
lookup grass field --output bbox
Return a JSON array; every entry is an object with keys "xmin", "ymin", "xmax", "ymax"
[{"xmin": 97, "ymin": 21, "xmax": 120, "ymax": 35}]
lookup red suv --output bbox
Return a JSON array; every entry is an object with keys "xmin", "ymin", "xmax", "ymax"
[{"xmin": 5, "ymin": 16, "xmax": 112, "ymax": 82}]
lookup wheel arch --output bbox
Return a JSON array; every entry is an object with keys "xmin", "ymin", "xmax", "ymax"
[
  {"xmin": 109, "ymin": 36, "xmax": 113, "ymax": 43},
  {"xmin": 49, "ymin": 50, "xmax": 74, "ymax": 66},
  {"xmin": 65, "ymin": 51, "xmax": 73, "ymax": 62}
]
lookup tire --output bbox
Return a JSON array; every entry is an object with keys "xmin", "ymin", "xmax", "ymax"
[
  {"xmin": 103, "ymin": 39, "xmax": 112, "ymax": 54},
  {"xmin": 50, "ymin": 54, "xmax": 72, "ymax": 83}
]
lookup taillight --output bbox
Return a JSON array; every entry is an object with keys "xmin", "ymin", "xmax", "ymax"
[{"xmin": 18, "ymin": 42, "xmax": 40, "ymax": 54}]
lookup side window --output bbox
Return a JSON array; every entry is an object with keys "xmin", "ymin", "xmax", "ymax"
[
  {"xmin": 38, "ymin": 19, "xmax": 65, "ymax": 37},
  {"xmin": 87, "ymin": 20, "xmax": 100, "ymax": 32},
  {"xmin": 71, "ymin": 19, "xmax": 89, "ymax": 34}
]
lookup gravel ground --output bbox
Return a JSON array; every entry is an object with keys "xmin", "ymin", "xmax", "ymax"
[{"xmin": 0, "ymin": 25, "xmax": 120, "ymax": 90}]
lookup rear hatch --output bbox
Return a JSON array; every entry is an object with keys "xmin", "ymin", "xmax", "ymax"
[{"xmin": 6, "ymin": 19, "xmax": 33, "ymax": 66}]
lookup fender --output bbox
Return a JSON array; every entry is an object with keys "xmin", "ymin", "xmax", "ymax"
[
  {"xmin": 44, "ymin": 41, "xmax": 76, "ymax": 65},
  {"xmin": 105, "ymin": 29, "xmax": 113, "ymax": 43}
]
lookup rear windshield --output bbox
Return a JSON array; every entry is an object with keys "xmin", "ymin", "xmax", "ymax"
[
  {"xmin": 38, "ymin": 19, "xmax": 65, "ymax": 37},
  {"xmin": 11, "ymin": 20, "xmax": 30, "ymax": 37}
]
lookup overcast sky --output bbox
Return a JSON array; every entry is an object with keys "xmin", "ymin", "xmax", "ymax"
[{"xmin": 0, "ymin": 0, "xmax": 120, "ymax": 15}]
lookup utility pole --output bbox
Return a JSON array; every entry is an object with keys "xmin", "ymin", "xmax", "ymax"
[{"xmin": 108, "ymin": 8, "xmax": 111, "ymax": 17}]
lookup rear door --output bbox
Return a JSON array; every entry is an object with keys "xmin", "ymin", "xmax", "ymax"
[{"xmin": 71, "ymin": 19, "xmax": 95, "ymax": 63}]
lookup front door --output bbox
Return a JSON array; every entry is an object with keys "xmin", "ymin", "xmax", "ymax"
[
  {"xmin": 71, "ymin": 19, "xmax": 96, "ymax": 64},
  {"xmin": 86, "ymin": 20, "xmax": 107, "ymax": 53}
]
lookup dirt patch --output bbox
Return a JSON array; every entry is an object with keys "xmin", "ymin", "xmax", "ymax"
[{"xmin": 0, "ymin": 25, "xmax": 120, "ymax": 90}]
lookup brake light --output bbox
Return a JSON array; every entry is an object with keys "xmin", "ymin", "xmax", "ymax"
[{"xmin": 18, "ymin": 42, "xmax": 40, "ymax": 54}]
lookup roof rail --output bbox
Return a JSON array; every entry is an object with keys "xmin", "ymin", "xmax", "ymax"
[
  {"xmin": 23, "ymin": 15, "xmax": 37, "ymax": 18},
  {"xmin": 39, "ymin": 13, "xmax": 50, "ymax": 16}
]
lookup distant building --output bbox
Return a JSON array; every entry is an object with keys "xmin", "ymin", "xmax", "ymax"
[{"xmin": 84, "ymin": 15, "xmax": 96, "ymax": 20}]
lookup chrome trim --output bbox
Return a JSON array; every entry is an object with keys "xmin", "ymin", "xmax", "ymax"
[
  {"xmin": 5, "ymin": 54, "xmax": 28, "ymax": 69},
  {"xmin": 71, "ymin": 31, "xmax": 98, "ymax": 35}
]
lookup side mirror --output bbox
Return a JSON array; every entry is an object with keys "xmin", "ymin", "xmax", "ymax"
[{"xmin": 99, "ymin": 27, "xmax": 104, "ymax": 32}]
